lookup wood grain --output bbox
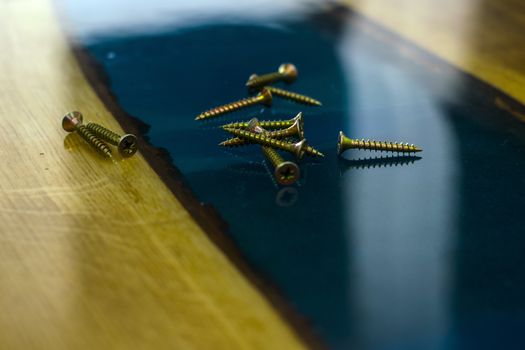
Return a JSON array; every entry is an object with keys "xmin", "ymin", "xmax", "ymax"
[
  {"xmin": 347, "ymin": 0, "xmax": 525, "ymax": 105},
  {"xmin": 0, "ymin": 1, "xmax": 305, "ymax": 349}
]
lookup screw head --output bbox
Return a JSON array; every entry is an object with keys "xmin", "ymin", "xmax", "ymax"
[
  {"xmin": 274, "ymin": 161, "xmax": 300, "ymax": 186},
  {"xmin": 62, "ymin": 111, "xmax": 83, "ymax": 132},
  {"xmin": 293, "ymin": 139, "xmax": 307, "ymax": 159},
  {"xmin": 118, "ymin": 134, "xmax": 138, "ymax": 157},
  {"xmin": 246, "ymin": 117, "xmax": 260, "ymax": 131},
  {"xmin": 259, "ymin": 88, "xmax": 273, "ymax": 107},
  {"xmin": 293, "ymin": 112, "xmax": 304, "ymax": 131},
  {"xmin": 337, "ymin": 131, "xmax": 346, "ymax": 155},
  {"xmin": 289, "ymin": 118, "xmax": 305, "ymax": 139},
  {"xmin": 278, "ymin": 63, "xmax": 298, "ymax": 83}
]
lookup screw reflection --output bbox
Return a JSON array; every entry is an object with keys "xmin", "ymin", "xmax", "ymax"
[
  {"xmin": 338, "ymin": 155, "xmax": 422, "ymax": 176},
  {"xmin": 275, "ymin": 187, "xmax": 299, "ymax": 207}
]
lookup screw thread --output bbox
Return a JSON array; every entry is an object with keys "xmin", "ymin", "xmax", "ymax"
[
  {"xmin": 261, "ymin": 146, "xmax": 284, "ymax": 168},
  {"xmin": 266, "ymin": 87, "xmax": 321, "ymax": 106},
  {"xmin": 76, "ymin": 125, "xmax": 112, "ymax": 158},
  {"xmin": 223, "ymin": 128, "xmax": 301, "ymax": 156},
  {"xmin": 222, "ymin": 118, "xmax": 295, "ymax": 130},
  {"xmin": 246, "ymin": 72, "xmax": 282, "ymax": 89},
  {"xmin": 220, "ymin": 124, "xmax": 299, "ymax": 147},
  {"xmin": 268, "ymin": 126, "xmax": 298, "ymax": 138},
  {"xmin": 85, "ymin": 122, "xmax": 120, "ymax": 145},
  {"xmin": 305, "ymin": 145, "xmax": 324, "ymax": 157},
  {"xmin": 223, "ymin": 128, "xmax": 324, "ymax": 158},
  {"xmin": 348, "ymin": 139, "xmax": 421, "ymax": 153},
  {"xmin": 260, "ymin": 119, "xmax": 295, "ymax": 129},
  {"xmin": 219, "ymin": 138, "xmax": 248, "ymax": 147},
  {"xmin": 196, "ymin": 95, "xmax": 265, "ymax": 120}
]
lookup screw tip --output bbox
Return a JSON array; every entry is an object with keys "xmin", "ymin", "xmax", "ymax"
[
  {"xmin": 245, "ymin": 74, "xmax": 256, "ymax": 87},
  {"xmin": 310, "ymin": 148, "xmax": 325, "ymax": 157}
]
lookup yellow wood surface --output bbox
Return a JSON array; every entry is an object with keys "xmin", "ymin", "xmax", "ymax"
[
  {"xmin": 0, "ymin": 1, "xmax": 306, "ymax": 349},
  {"xmin": 346, "ymin": 0, "xmax": 525, "ymax": 105}
]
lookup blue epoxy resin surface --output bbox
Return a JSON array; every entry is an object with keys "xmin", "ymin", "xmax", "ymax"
[{"xmin": 63, "ymin": 3, "xmax": 525, "ymax": 349}]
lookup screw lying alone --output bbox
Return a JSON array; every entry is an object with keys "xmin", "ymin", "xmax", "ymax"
[
  {"xmin": 247, "ymin": 118, "xmax": 300, "ymax": 186},
  {"xmin": 85, "ymin": 122, "xmax": 137, "ymax": 158},
  {"xmin": 222, "ymin": 112, "xmax": 304, "ymax": 130},
  {"xmin": 246, "ymin": 63, "xmax": 298, "ymax": 90},
  {"xmin": 195, "ymin": 89, "xmax": 272, "ymax": 121},
  {"xmin": 62, "ymin": 111, "xmax": 112, "ymax": 158},
  {"xmin": 220, "ymin": 114, "xmax": 304, "ymax": 147},
  {"xmin": 337, "ymin": 131, "xmax": 422, "ymax": 155}
]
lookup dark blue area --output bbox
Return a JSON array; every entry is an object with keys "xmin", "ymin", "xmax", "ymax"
[{"xmin": 73, "ymin": 13, "xmax": 525, "ymax": 350}]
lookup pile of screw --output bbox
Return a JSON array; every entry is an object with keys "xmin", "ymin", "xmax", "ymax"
[
  {"xmin": 195, "ymin": 63, "xmax": 326, "ymax": 185},
  {"xmin": 195, "ymin": 63, "xmax": 423, "ymax": 185},
  {"xmin": 62, "ymin": 111, "xmax": 138, "ymax": 159}
]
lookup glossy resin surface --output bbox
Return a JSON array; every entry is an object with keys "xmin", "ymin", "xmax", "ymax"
[{"xmin": 63, "ymin": 2, "xmax": 525, "ymax": 349}]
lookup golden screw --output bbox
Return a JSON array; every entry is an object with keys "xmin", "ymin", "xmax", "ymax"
[
  {"xmin": 261, "ymin": 146, "xmax": 300, "ymax": 186},
  {"xmin": 302, "ymin": 145, "xmax": 324, "ymax": 157},
  {"xmin": 248, "ymin": 75, "xmax": 321, "ymax": 106},
  {"xmin": 224, "ymin": 128, "xmax": 324, "ymax": 158},
  {"xmin": 62, "ymin": 111, "xmax": 112, "ymax": 158},
  {"xmin": 195, "ymin": 89, "xmax": 272, "ymax": 121},
  {"xmin": 245, "ymin": 63, "xmax": 298, "ymax": 89},
  {"xmin": 85, "ymin": 122, "xmax": 137, "ymax": 158},
  {"xmin": 222, "ymin": 127, "xmax": 307, "ymax": 159},
  {"xmin": 247, "ymin": 118, "xmax": 300, "ymax": 186},
  {"xmin": 337, "ymin": 131, "xmax": 422, "ymax": 155},
  {"xmin": 265, "ymin": 86, "xmax": 321, "ymax": 106},
  {"xmin": 222, "ymin": 112, "xmax": 304, "ymax": 130},
  {"xmin": 220, "ymin": 115, "xmax": 304, "ymax": 147}
]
